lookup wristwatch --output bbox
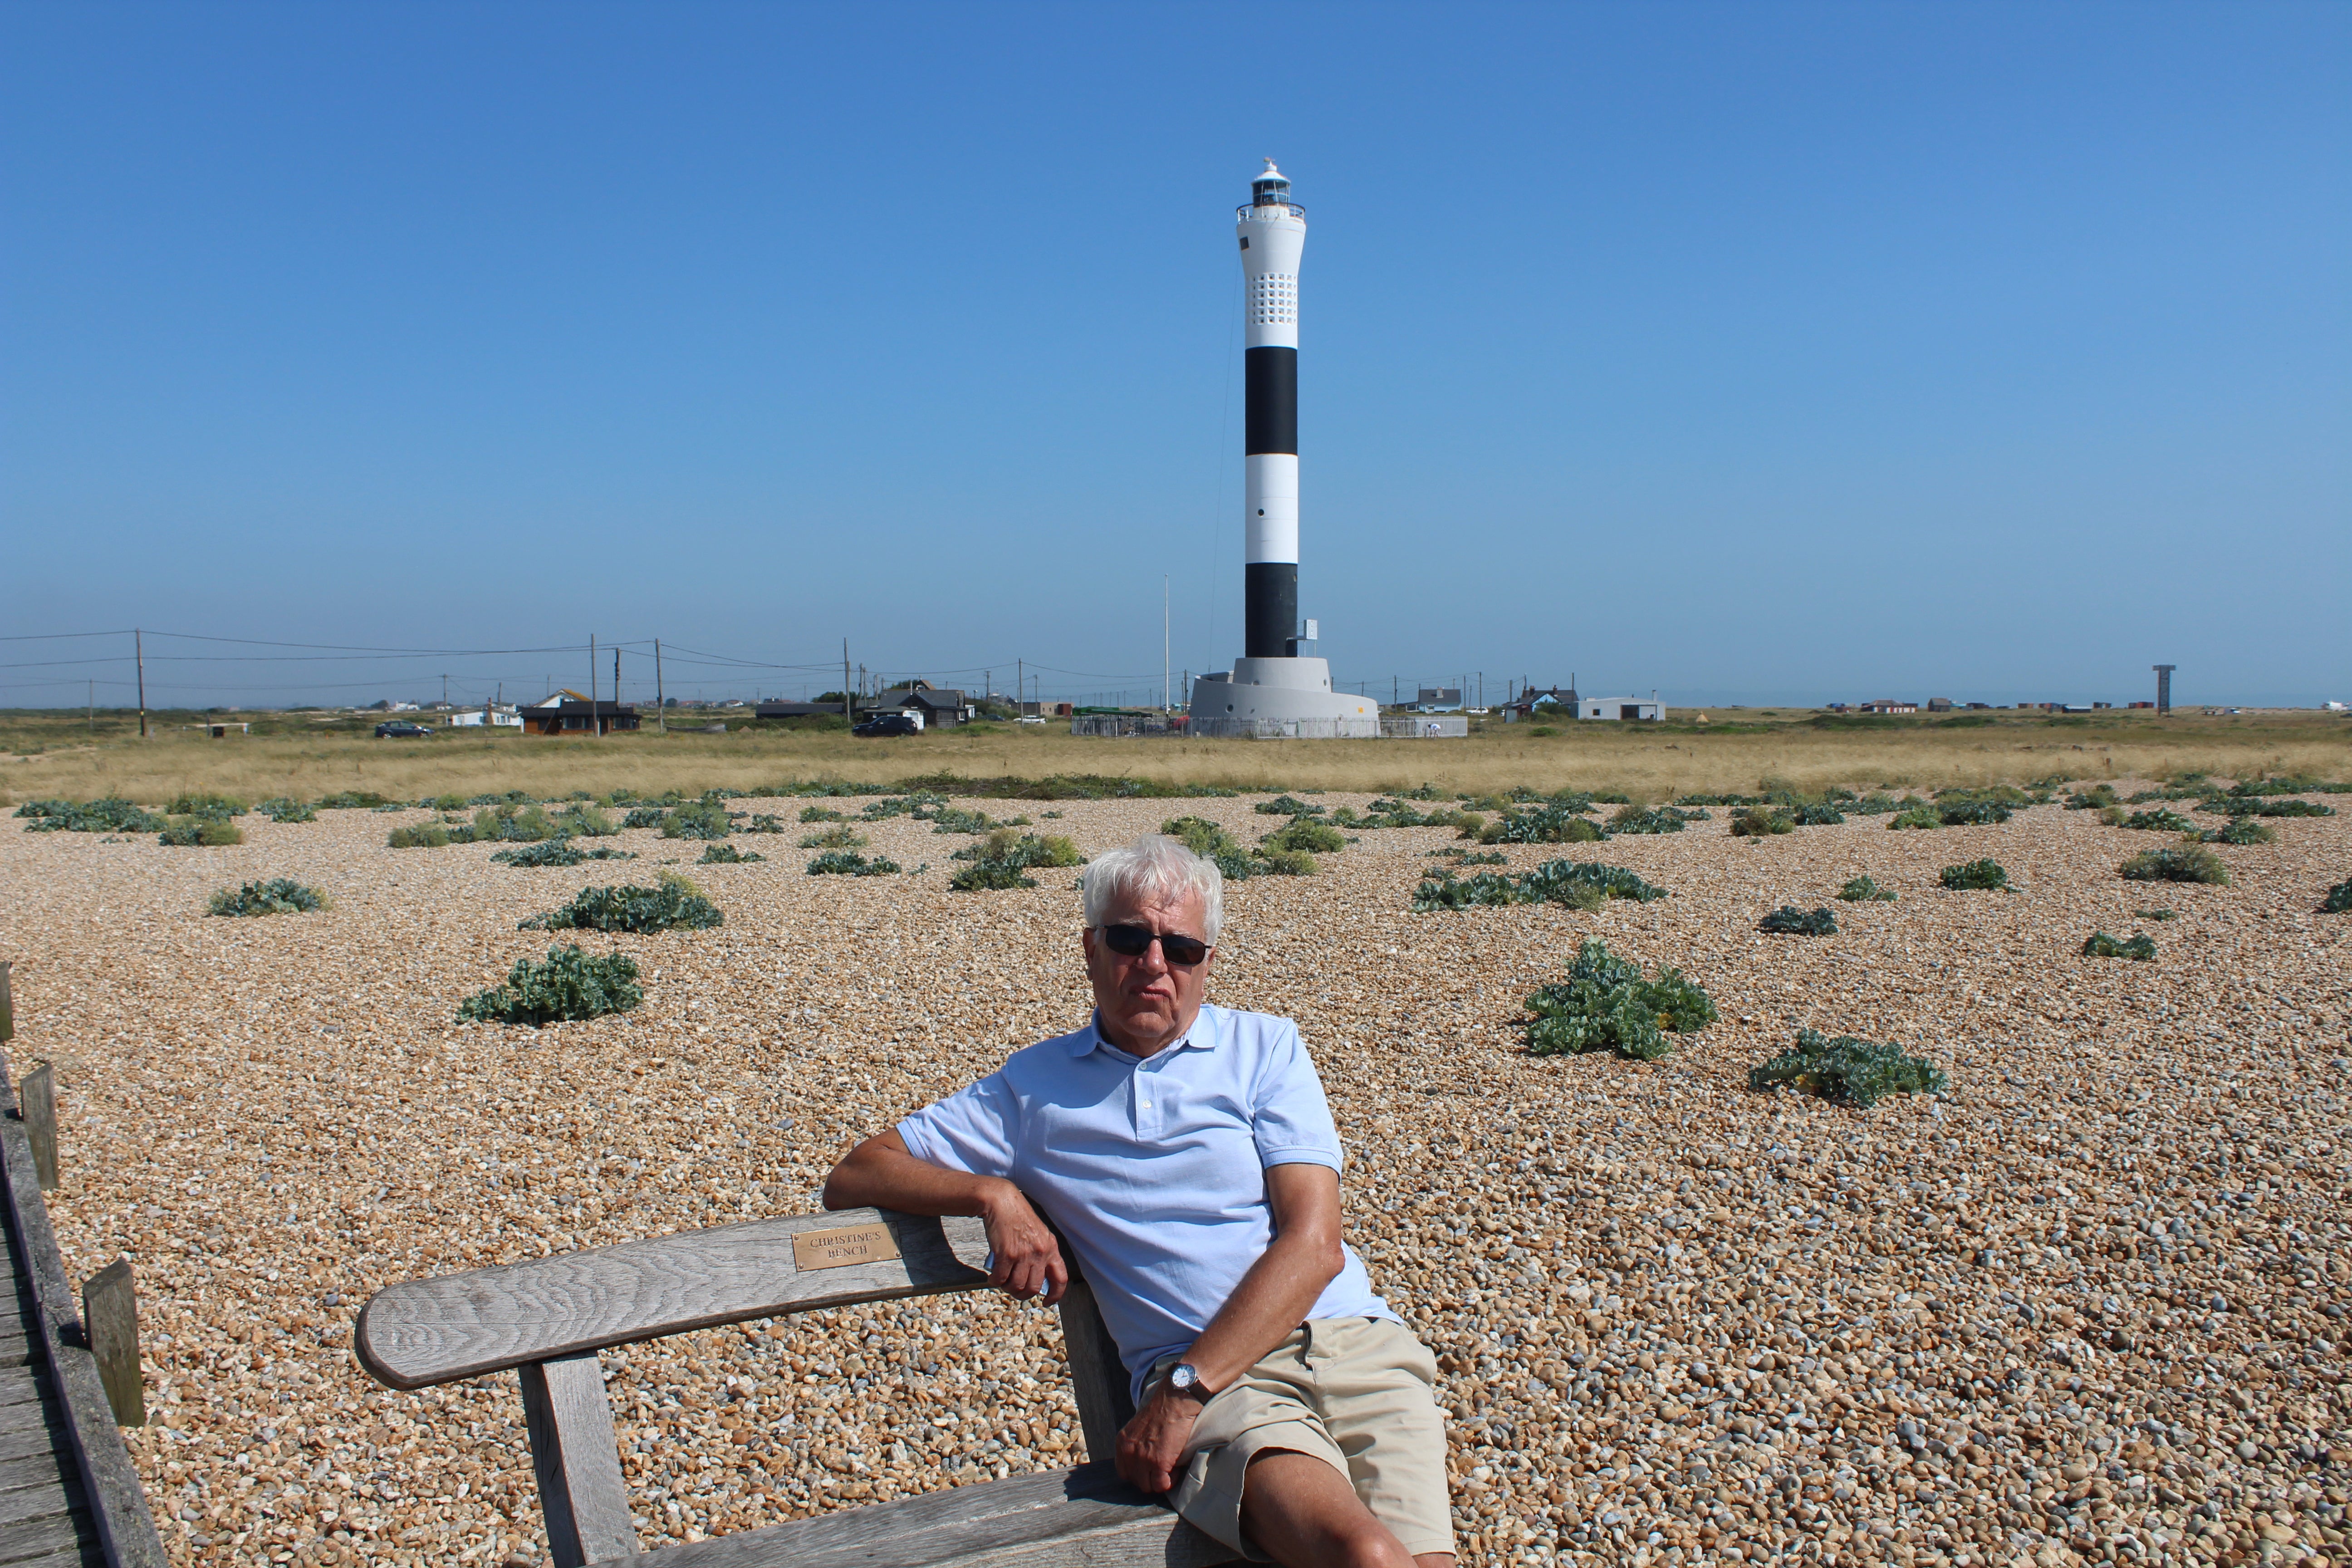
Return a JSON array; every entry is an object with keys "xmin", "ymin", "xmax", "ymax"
[{"xmin": 1165, "ymin": 1364, "xmax": 1215, "ymax": 1405}]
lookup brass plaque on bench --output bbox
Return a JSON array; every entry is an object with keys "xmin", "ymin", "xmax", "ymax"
[{"xmin": 793, "ymin": 1223, "xmax": 902, "ymax": 1271}]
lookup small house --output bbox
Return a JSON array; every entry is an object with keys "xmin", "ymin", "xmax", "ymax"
[
  {"xmin": 874, "ymin": 684, "xmax": 971, "ymax": 727},
  {"xmin": 522, "ymin": 691, "xmax": 639, "ymax": 736},
  {"xmin": 1578, "ymin": 696, "xmax": 1666, "ymax": 721},
  {"xmin": 1412, "ymin": 687, "xmax": 1464, "ymax": 713}
]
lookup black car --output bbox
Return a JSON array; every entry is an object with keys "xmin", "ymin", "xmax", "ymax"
[
  {"xmin": 852, "ymin": 713, "xmax": 921, "ymax": 738},
  {"xmin": 374, "ymin": 720, "xmax": 434, "ymax": 738}
]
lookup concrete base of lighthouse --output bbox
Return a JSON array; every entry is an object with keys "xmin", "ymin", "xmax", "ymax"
[{"xmin": 1187, "ymin": 658, "xmax": 1379, "ymax": 738}]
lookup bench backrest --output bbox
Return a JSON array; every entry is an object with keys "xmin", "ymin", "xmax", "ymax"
[{"xmin": 356, "ymin": 1207, "xmax": 1138, "ymax": 1567}]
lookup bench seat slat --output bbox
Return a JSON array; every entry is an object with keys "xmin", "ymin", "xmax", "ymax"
[
  {"xmin": 357, "ymin": 1210, "xmax": 990, "ymax": 1390},
  {"xmin": 608, "ymin": 1465, "xmax": 1235, "ymax": 1568}
]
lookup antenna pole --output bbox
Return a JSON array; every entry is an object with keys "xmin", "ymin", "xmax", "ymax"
[
  {"xmin": 843, "ymin": 639, "xmax": 853, "ymax": 727},
  {"xmin": 134, "ymin": 630, "xmax": 147, "ymax": 737},
  {"xmin": 655, "ymin": 640, "xmax": 665, "ymax": 731},
  {"xmin": 589, "ymin": 633, "xmax": 598, "ymax": 736}
]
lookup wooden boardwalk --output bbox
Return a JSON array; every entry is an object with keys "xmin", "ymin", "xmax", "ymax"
[
  {"xmin": 0, "ymin": 963, "xmax": 167, "ymax": 1568},
  {"xmin": 0, "ymin": 1226, "xmax": 107, "ymax": 1568}
]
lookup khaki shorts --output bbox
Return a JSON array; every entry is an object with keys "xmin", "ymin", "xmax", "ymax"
[{"xmin": 1156, "ymin": 1317, "xmax": 1453, "ymax": 1562}]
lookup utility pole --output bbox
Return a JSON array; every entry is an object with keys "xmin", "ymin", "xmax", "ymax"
[
  {"xmin": 843, "ymin": 639, "xmax": 853, "ymax": 726},
  {"xmin": 613, "ymin": 646, "xmax": 622, "ymax": 717},
  {"xmin": 1164, "ymin": 576, "xmax": 1171, "ymax": 715},
  {"xmin": 441, "ymin": 673, "xmax": 448, "ymax": 709},
  {"xmin": 655, "ymin": 640, "xmax": 665, "ymax": 731},
  {"xmin": 1018, "ymin": 658, "xmax": 1024, "ymax": 715},
  {"xmin": 134, "ymin": 629, "xmax": 147, "ymax": 737},
  {"xmin": 87, "ymin": 680, "xmax": 94, "ymax": 733},
  {"xmin": 589, "ymin": 633, "xmax": 598, "ymax": 736}
]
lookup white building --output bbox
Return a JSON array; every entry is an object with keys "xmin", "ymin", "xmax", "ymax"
[{"xmin": 1579, "ymin": 696, "xmax": 1666, "ymax": 721}]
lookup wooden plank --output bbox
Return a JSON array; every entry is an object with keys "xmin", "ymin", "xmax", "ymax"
[
  {"xmin": 0, "ymin": 1426, "xmax": 73, "ymax": 1468},
  {"xmin": 15, "ymin": 1071, "xmax": 52, "ymax": 1196},
  {"xmin": 0, "ymin": 1056, "xmax": 168, "ymax": 1568},
  {"xmin": 0, "ymin": 1401, "xmax": 56, "ymax": 1439},
  {"xmin": 0, "ymin": 1509, "xmax": 96, "ymax": 1568},
  {"xmin": 1053, "ymin": 1281, "xmax": 1130, "ymax": 1469},
  {"xmin": 0, "ymin": 1477, "xmax": 77, "ymax": 1529},
  {"xmin": 0, "ymin": 1372, "xmax": 41, "ymax": 1411},
  {"xmin": 0, "ymin": 963, "xmax": 12, "ymax": 1045},
  {"xmin": 77, "ymin": 1266, "xmax": 138, "ymax": 1428},
  {"xmin": 0, "ymin": 1446, "xmax": 78, "ymax": 1490},
  {"xmin": 0, "ymin": 1342, "xmax": 31, "ymax": 1374},
  {"xmin": 358, "ymin": 1209, "xmax": 990, "ymax": 1390},
  {"xmin": 519, "ymin": 1353, "xmax": 636, "ymax": 1568},
  {"xmin": 610, "ymin": 1465, "xmax": 1234, "ymax": 1568}
]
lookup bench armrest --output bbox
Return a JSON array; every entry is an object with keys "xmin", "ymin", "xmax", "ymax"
[{"xmin": 357, "ymin": 1207, "xmax": 990, "ymax": 1390}]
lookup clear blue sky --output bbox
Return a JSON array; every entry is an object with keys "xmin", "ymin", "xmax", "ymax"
[{"xmin": 4, "ymin": 2, "xmax": 2346, "ymax": 710}]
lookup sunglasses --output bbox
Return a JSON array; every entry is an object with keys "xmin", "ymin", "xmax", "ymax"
[{"xmin": 1094, "ymin": 924, "xmax": 1212, "ymax": 967}]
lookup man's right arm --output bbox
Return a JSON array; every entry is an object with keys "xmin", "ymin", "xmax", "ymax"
[{"xmin": 824, "ymin": 1130, "xmax": 1069, "ymax": 1305}]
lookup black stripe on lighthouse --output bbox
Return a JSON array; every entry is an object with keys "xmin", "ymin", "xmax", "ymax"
[
  {"xmin": 1244, "ymin": 347, "xmax": 1297, "ymax": 456},
  {"xmin": 1244, "ymin": 346, "xmax": 1298, "ymax": 660}
]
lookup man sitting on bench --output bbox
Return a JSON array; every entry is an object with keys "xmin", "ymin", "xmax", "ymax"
[{"xmin": 825, "ymin": 833, "xmax": 1453, "ymax": 1568}]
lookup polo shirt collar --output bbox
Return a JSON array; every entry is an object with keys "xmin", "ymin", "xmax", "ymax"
[{"xmin": 1071, "ymin": 1005, "xmax": 1221, "ymax": 1059}]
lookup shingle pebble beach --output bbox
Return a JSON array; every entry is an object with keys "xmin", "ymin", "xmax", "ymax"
[{"xmin": 1, "ymin": 784, "xmax": 2346, "ymax": 1568}]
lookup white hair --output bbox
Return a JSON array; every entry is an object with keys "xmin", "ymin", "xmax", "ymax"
[{"xmin": 1079, "ymin": 833, "xmax": 1223, "ymax": 943}]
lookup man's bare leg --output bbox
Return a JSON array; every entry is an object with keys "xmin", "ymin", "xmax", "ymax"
[{"xmin": 1236, "ymin": 1450, "xmax": 1455, "ymax": 1568}]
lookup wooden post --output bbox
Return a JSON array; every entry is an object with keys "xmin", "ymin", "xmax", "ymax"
[
  {"xmin": 519, "ymin": 1352, "xmax": 637, "ymax": 1567},
  {"xmin": 21, "ymin": 1061, "xmax": 55, "ymax": 1191},
  {"xmin": 0, "ymin": 960, "xmax": 12, "ymax": 1043},
  {"xmin": 134, "ymin": 629, "xmax": 147, "ymax": 738},
  {"xmin": 654, "ymin": 640, "xmax": 664, "ymax": 732},
  {"xmin": 83, "ymin": 1260, "xmax": 142, "ymax": 1426}
]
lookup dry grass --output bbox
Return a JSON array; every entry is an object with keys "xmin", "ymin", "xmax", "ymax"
[{"xmin": 2, "ymin": 710, "xmax": 2344, "ymax": 807}]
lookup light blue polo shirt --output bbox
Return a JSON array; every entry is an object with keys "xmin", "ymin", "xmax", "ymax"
[{"xmin": 896, "ymin": 1003, "xmax": 1398, "ymax": 1400}]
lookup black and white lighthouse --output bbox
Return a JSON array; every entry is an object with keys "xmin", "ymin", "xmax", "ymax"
[
  {"xmin": 1241, "ymin": 160, "xmax": 1302, "ymax": 660},
  {"xmin": 1190, "ymin": 160, "xmax": 1379, "ymax": 735}
]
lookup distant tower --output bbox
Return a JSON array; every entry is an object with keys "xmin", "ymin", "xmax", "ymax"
[
  {"xmin": 2153, "ymin": 664, "xmax": 2176, "ymax": 715},
  {"xmin": 1187, "ymin": 161, "xmax": 1378, "ymax": 735},
  {"xmin": 1240, "ymin": 159, "xmax": 1303, "ymax": 660}
]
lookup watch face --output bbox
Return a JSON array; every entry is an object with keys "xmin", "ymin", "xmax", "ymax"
[{"xmin": 1170, "ymin": 1366, "xmax": 1198, "ymax": 1392}]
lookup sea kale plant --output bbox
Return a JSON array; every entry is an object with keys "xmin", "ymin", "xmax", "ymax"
[
  {"xmin": 456, "ymin": 945, "xmax": 643, "ymax": 1027},
  {"xmin": 807, "ymin": 851, "xmax": 902, "ymax": 877},
  {"xmin": 17, "ymin": 799, "xmax": 168, "ymax": 833},
  {"xmin": 159, "ymin": 817, "xmax": 243, "ymax": 847},
  {"xmin": 1837, "ymin": 875, "xmax": 1897, "ymax": 902},
  {"xmin": 207, "ymin": 879, "xmax": 330, "ymax": 916},
  {"xmin": 1939, "ymin": 859, "xmax": 2009, "ymax": 891},
  {"xmin": 520, "ymin": 873, "xmax": 723, "ymax": 933},
  {"xmin": 2121, "ymin": 809, "xmax": 2199, "ymax": 833},
  {"xmin": 2323, "ymin": 879, "xmax": 2352, "ymax": 915},
  {"xmin": 255, "ymin": 797, "xmax": 318, "ymax": 823},
  {"xmin": 1757, "ymin": 906, "xmax": 1838, "ymax": 936},
  {"xmin": 657, "ymin": 800, "xmax": 735, "ymax": 840},
  {"xmin": 2082, "ymin": 931, "xmax": 2157, "ymax": 960},
  {"xmin": 1749, "ymin": 1029, "xmax": 1947, "ymax": 1109},
  {"xmin": 1522, "ymin": 939, "xmax": 1717, "ymax": 1061},
  {"xmin": 2120, "ymin": 846, "xmax": 2229, "ymax": 885},
  {"xmin": 948, "ymin": 830, "xmax": 1084, "ymax": 891},
  {"xmin": 1413, "ymin": 858, "xmax": 1666, "ymax": 911},
  {"xmin": 699, "ymin": 844, "xmax": 765, "ymax": 863}
]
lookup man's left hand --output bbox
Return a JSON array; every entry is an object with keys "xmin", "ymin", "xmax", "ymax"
[{"xmin": 1115, "ymin": 1384, "xmax": 1202, "ymax": 1494}]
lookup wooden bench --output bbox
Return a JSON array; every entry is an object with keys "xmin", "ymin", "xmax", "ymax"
[{"xmin": 356, "ymin": 1208, "xmax": 1239, "ymax": 1567}]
